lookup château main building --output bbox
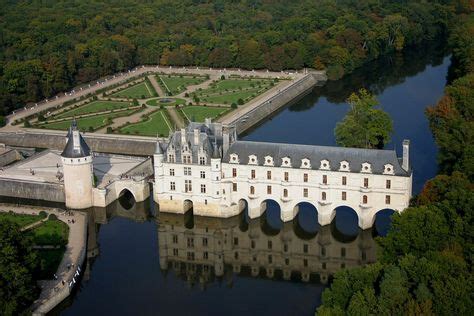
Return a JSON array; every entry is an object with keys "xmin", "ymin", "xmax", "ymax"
[{"xmin": 153, "ymin": 120, "xmax": 412, "ymax": 229}]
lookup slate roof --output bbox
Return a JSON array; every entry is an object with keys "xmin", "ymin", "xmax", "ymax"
[
  {"xmin": 224, "ymin": 141, "xmax": 410, "ymax": 176},
  {"xmin": 61, "ymin": 123, "xmax": 91, "ymax": 158}
]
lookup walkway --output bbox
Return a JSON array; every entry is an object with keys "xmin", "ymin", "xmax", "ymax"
[
  {"xmin": 166, "ymin": 107, "xmax": 185, "ymax": 129},
  {"xmin": 95, "ymin": 106, "xmax": 157, "ymax": 133},
  {"xmin": 0, "ymin": 204, "xmax": 87, "ymax": 315},
  {"xmin": 148, "ymin": 75, "xmax": 165, "ymax": 97}
]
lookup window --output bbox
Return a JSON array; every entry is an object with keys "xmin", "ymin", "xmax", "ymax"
[
  {"xmin": 322, "ymin": 262, "xmax": 326, "ymax": 269},
  {"xmin": 232, "ymin": 183, "xmax": 237, "ymax": 192},
  {"xmin": 303, "ymin": 188, "xmax": 308, "ymax": 197},
  {"xmin": 251, "ymin": 240, "xmax": 255, "ymax": 248},
  {"xmin": 185, "ymin": 180, "xmax": 192, "ymax": 192},
  {"xmin": 267, "ymin": 170, "xmax": 271, "ymax": 180},
  {"xmin": 170, "ymin": 181, "xmax": 176, "ymax": 191},
  {"xmin": 187, "ymin": 252, "xmax": 195, "ymax": 261},
  {"xmin": 168, "ymin": 154, "xmax": 175, "ymax": 163},
  {"xmin": 268, "ymin": 255, "xmax": 272, "ymax": 264},
  {"xmin": 184, "ymin": 167, "xmax": 191, "ymax": 176},
  {"xmin": 304, "ymin": 259, "xmax": 308, "ymax": 267},
  {"xmin": 386, "ymin": 179, "xmax": 391, "ymax": 189},
  {"xmin": 173, "ymin": 248, "xmax": 178, "ymax": 256},
  {"xmin": 323, "ymin": 175, "xmax": 327, "ymax": 184},
  {"xmin": 321, "ymin": 247, "xmax": 326, "ymax": 257},
  {"xmin": 183, "ymin": 155, "xmax": 191, "ymax": 164},
  {"xmin": 267, "ymin": 185, "xmax": 272, "ymax": 194},
  {"xmin": 170, "ymin": 169, "xmax": 175, "ymax": 176},
  {"xmin": 284, "ymin": 171, "xmax": 289, "ymax": 182},
  {"xmin": 232, "ymin": 168, "xmax": 237, "ymax": 177},
  {"xmin": 283, "ymin": 189, "xmax": 288, "ymax": 197},
  {"xmin": 303, "ymin": 244, "xmax": 308, "ymax": 253},
  {"xmin": 203, "ymin": 238, "xmax": 208, "ymax": 246},
  {"xmin": 234, "ymin": 252, "xmax": 239, "ymax": 259},
  {"xmin": 250, "ymin": 186, "xmax": 255, "ymax": 195},
  {"xmin": 200, "ymin": 171, "xmax": 205, "ymax": 179},
  {"xmin": 285, "ymin": 258, "xmax": 290, "ymax": 265},
  {"xmin": 341, "ymin": 247, "xmax": 346, "ymax": 258},
  {"xmin": 363, "ymin": 195, "xmax": 368, "ymax": 204},
  {"xmin": 187, "ymin": 238, "xmax": 194, "ymax": 247},
  {"xmin": 385, "ymin": 195, "xmax": 391, "ymax": 204},
  {"xmin": 173, "ymin": 235, "xmax": 178, "ymax": 243},
  {"xmin": 268, "ymin": 240, "xmax": 272, "ymax": 249},
  {"xmin": 342, "ymin": 191, "xmax": 346, "ymax": 201},
  {"xmin": 304, "ymin": 173, "xmax": 308, "ymax": 182},
  {"xmin": 284, "ymin": 244, "xmax": 288, "ymax": 252},
  {"xmin": 251, "ymin": 169, "xmax": 256, "ymax": 179},
  {"xmin": 234, "ymin": 237, "xmax": 239, "ymax": 245},
  {"xmin": 364, "ymin": 178, "xmax": 369, "ymax": 188},
  {"xmin": 200, "ymin": 184, "xmax": 206, "ymax": 193},
  {"xmin": 342, "ymin": 176, "xmax": 347, "ymax": 185},
  {"xmin": 322, "ymin": 192, "xmax": 326, "ymax": 201},
  {"xmin": 203, "ymin": 251, "xmax": 208, "ymax": 259},
  {"xmin": 199, "ymin": 157, "xmax": 206, "ymax": 165}
]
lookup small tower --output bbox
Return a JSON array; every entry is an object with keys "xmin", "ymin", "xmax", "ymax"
[{"xmin": 61, "ymin": 121, "xmax": 93, "ymax": 209}]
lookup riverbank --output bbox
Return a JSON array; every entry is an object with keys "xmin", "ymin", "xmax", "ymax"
[{"xmin": 0, "ymin": 204, "xmax": 87, "ymax": 315}]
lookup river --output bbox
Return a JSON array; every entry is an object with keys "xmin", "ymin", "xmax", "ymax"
[{"xmin": 52, "ymin": 42, "xmax": 451, "ymax": 316}]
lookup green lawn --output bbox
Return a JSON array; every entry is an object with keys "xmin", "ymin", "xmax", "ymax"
[
  {"xmin": 146, "ymin": 98, "xmax": 186, "ymax": 106},
  {"xmin": 199, "ymin": 88, "xmax": 264, "ymax": 104},
  {"xmin": 30, "ymin": 218, "xmax": 69, "ymax": 246},
  {"xmin": 120, "ymin": 110, "xmax": 171, "ymax": 137},
  {"xmin": 158, "ymin": 75, "xmax": 207, "ymax": 95},
  {"xmin": 181, "ymin": 106, "xmax": 229, "ymax": 122},
  {"xmin": 39, "ymin": 109, "xmax": 138, "ymax": 131},
  {"xmin": 55, "ymin": 101, "xmax": 131, "ymax": 119},
  {"xmin": 195, "ymin": 78, "xmax": 274, "ymax": 104},
  {"xmin": 111, "ymin": 81, "xmax": 155, "ymax": 99},
  {"xmin": 36, "ymin": 248, "xmax": 66, "ymax": 280},
  {"xmin": 0, "ymin": 211, "xmax": 46, "ymax": 227}
]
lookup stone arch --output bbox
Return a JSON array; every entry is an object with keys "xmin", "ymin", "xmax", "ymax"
[
  {"xmin": 292, "ymin": 201, "xmax": 319, "ymax": 239},
  {"xmin": 373, "ymin": 208, "xmax": 396, "ymax": 236},
  {"xmin": 183, "ymin": 199, "xmax": 194, "ymax": 213},
  {"xmin": 259, "ymin": 199, "xmax": 282, "ymax": 235},
  {"xmin": 238, "ymin": 199, "xmax": 250, "ymax": 232},
  {"xmin": 118, "ymin": 188, "xmax": 136, "ymax": 210},
  {"xmin": 332, "ymin": 205, "xmax": 360, "ymax": 236}
]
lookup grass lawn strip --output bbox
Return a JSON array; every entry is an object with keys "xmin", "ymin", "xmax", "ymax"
[
  {"xmin": 158, "ymin": 76, "xmax": 171, "ymax": 94},
  {"xmin": 146, "ymin": 98, "xmax": 186, "ymax": 106},
  {"xmin": 144, "ymin": 81, "xmax": 153, "ymax": 96},
  {"xmin": 0, "ymin": 211, "xmax": 46, "ymax": 227},
  {"xmin": 199, "ymin": 88, "xmax": 264, "ymax": 104},
  {"xmin": 119, "ymin": 110, "xmax": 171, "ymax": 136},
  {"xmin": 55, "ymin": 101, "xmax": 131, "ymax": 119},
  {"xmin": 181, "ymin": 106, "xmax": 228, "ymax": 122},
  {"xmin": 161, "ymin": 111, "xmax": 172, "ymax": 131},
  {"xmin": 158, "ymin": 75, "xmax": 206, "ymax": 95},
  {"xmin": 111, "ymin": 82, "xmax": 152, "ymax": 99},
  {"xmin": 30, "ymin": 218, "xmax": 69, "ymax": 247}
]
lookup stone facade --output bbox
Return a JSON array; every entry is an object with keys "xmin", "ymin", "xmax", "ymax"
[{"xmin": 154, "ymin": 121, "xmax": 412, "ymax": 229}]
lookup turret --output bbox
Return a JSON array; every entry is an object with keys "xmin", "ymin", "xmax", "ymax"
[
  {"xmin": 61, "ymin": 120, "xmax": 93, "ymax": 209},
  {"xmin": 402, "ymin": 139, "xmax": 410, "ymax": 172}
]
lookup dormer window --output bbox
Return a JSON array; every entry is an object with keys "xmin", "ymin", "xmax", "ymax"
[
  {"xmin": 361, "ymin": 162, "xmax": 372, "ymax": 173},
  {"xmin": 248, "ymin": 155, "xmax": 258, "ymax": 165},
  {"xmin": 339, "ymin": 161, "xmax": 349, "ymax": 171},
  {"xmin": 229, "ymin": 153, "xmax": 239, "ymax": 164},
  {"xmin": 320, "ymin": 160, "xmax": 330, "ymax": 170},
  {"xmin": 383, "ymin": 164, "xmax": 394, "ymax": 175},
  {"xmin": 301, "ymin": 158, "xmax": 311, "ymax": 169},
  {"xmin": 281, "ymin": 157, "xmax": 291, "ymax": 167},
  {"xmin": 264, "ymin": 156, "xmax": 274, "ymax": 166}
]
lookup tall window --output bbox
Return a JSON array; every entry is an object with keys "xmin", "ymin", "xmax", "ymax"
[
  {"xmin": 284, "ymin": 172, "xmax": 289, "ymax": 182},
  {"xmin": 267, "ymin": 170, "xmax": 271, "ymax": 180},
  {"xmin": 200, "ymin": 171, "xmax": 205, "ymax": 179},
  {"xmin": 342, "ymin": 176, "xmax": 347, "ymax": 185},
  {"xmin": 183, "ymin": 155, "xmax": 191, "ymax": 164},
  {"xmin": 251, "ymin": 169, "xmax": 256, "ymax": 179},
  {"xmin": 199, "ymin": 157, "xmax": 206, "ymax": 165},
  {"xmin": 233, "ymin": 183, "xmax": 237, "ymax": 192},
  {"xmin": 185, "ymin": 180, "xmax": 192, "ymax": 192},
  {"xmin": 323, "ymin": 175, "xmax": 327, "ymax": 184},
  {"xmin": 170, "ymin": 169, "xmax": 175, "ymax": 176},
  {"xmin": 342, "ymin": 191, "xmax": 346, "ymax": 201},
  {"xmin": 283, "ymin": 188, "xmax": 288, "ymax": 197},
  {"xmin": 232, "ymin": 168, "xmax": 237, "ymax": 177},
  {"xmin": 250, "ymin": 186, "xmax": 255, "ymax": 195},
  {"xmin": 363, "ymin": 195, "xmax": 368, "ymax": 204},
  {"xmin": 168, "ymin": 154, "xmax": 175, "ymax": 163},
  {"xmin": 203, "ymin": 238, "xmax": 208, "ymax": 246},
  {"xmin": 184, "ymin": 167, "xmax": 191, "ymax": 176},
  {"xmin": 364, "ymin": 178, "xmax": 369, "ymax": 188},
  {"xmin": 267, "ymin": 185, "xmax": 272, "ymax": 194},
  {"xmin": 303, "ymin": 188, "xmax": 308, "ymax": 197},
  {"xmin": 386, "ymin": 179, "xmax": 391, "ymax": 189},
  {"xmin": 200, "ymin": 184, "xmax": 206, "ymax": 193},
  {"xmin": 385, "ymin": 195, "xmax": 391, "ymax": 204},
  {"xmin": 304, "ymin": 173, "xmax": 308, "ymax": 182},
  {"xmin": 322, "ymin": 192, "xmax": 326, "ymax": 200},
  {"xmin": 170, "ymin": 182, "xmax": 176, "ymax": 191}
]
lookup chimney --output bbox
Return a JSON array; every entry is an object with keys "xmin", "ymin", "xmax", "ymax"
[
  {"xmin": 193, "ymin": 129, "xmax": 199, "ymax": 145},
  {"xmin": 205, "ymin": 118, "xmax": 211, "ymax": 127},
  {"xmin": 402, "ymin": 140, "xmax": 410, "ymax": 171},
  {"xmin": 223, "ymin": 128, "xmax": 229, "ymax": 154},
  {"xmin": 180, "ymin": 128, "xmax": 186, "ymax": 145}
]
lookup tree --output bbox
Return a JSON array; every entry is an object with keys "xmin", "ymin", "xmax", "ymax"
[
  {"xmin": 0, "ymin": 220, "xmax": 39, "ymax": 315},
  {"xmin": 335, "ymin": 89, "xmax": 393, "ymax": 148}
]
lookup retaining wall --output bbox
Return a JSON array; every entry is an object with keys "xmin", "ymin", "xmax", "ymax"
[
  {"xmin": 0, "ymin": 179, "xmax": 64, "ymax": 203},
  {"xmin": 0, "ymin": 148, "xmax": 21, "ymax": 167}
]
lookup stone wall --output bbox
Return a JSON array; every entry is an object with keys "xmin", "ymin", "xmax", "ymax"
[
  {"xmin": 0, "ymin": 148, "xmax": 21, "ymax": 167},
  {"xmin": 0, "ymin": 179, "xmax": 64, "ymax": 203}
]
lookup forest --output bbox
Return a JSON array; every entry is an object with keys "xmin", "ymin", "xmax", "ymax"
[
  {"xmin": 0, "ymin": 0, "xmax": 469, "ymax": 123},
  {"xmin": 317, "ymin": 12, "xmax": 473, "ymax": 315}
]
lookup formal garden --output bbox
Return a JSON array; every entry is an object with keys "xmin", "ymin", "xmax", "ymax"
[{"xmin": 19, "ymin": 72, "xmax": 284, "ymax": 137}]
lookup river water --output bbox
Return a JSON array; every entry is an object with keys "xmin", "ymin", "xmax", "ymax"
[{"xmin": 52, "ymin": 43, "xmax": 450, "ymax": 316}]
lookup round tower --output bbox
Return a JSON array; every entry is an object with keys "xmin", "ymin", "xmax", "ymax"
[{"xmin": 61, "ymin": 121, "xmax": 93, "ymax": 209}]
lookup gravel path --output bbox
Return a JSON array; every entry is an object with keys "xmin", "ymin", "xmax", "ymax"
[{"xmin": 148, "ymin": 75, "xmax": 165, "ymax": 97}]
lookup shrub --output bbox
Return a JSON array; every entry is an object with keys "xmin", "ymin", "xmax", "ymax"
[
  {"xmin": 184, "ymin": 92, "xmax": 189, "ymax": 97},
  {"xmin": 106, "ymin": 127, "xmax": 113, "ymax": 133},
  {"xmin": 237, "ymin": 98, "xmax": 244, "ymax": 105},
  {"xmin": 24, "ymin": 120, "xmax": 31, "ymax": 128},
  {"xmin": 88, "ymin": 126, "xmax": 94, "ymax": 132},
  {"xmin": 160, "ymin": 105, "xmax": 165, "ymax": 109},
  {"xmin": 39, "ymin": 211, "xmax": 47, "ymax": 218},
  {"xmin": 48, "ymin": 213, "xmax": 58, "ymax": 220},
  {"xmin": 231, "ymin": 103, "xmax": 237, "ymax": 109},
  {"xmin": 221, "ymin": 75, "xmax": 225, "ymax": 80}
]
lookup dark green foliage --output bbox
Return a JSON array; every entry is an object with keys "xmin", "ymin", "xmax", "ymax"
[
  {"xmin": 0, "ymin": 220, "xmax": 39, "ymax": 315},
  {"xmin": 237, "ymin": 98, "xmax": 244, "ymax": 105},
  {"xmin": 335, "ymin": 89, "xmax": 393, "ymax": 149},
  {"xmin": 231, "ymin": 103, "xmax": 237, "ymax": 109}
]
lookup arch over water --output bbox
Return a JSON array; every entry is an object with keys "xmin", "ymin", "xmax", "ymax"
[
  {"xmin": 260, "ymin": 199, "xmax": 282, "ymax": 235},
  {"xmin": 292, "ymin": 202, "xmax": 319, "ymax": 240},
  {"xmin": 238, "ymin": 199, "xmax": 249, "ymax": 232},
  {"xmin": 118, "ymin": 189, "xmax": 136, "ymax": 210},
  {"xmin": 373, "ymin": 208, "xmax": 396, "ymax": 237},
  {"xmin": 183, "ymin": 199, "xmax": 194, "ymax": 229},
  {"xmin": 332, "ymin": 206, "xmax": 360, "ymax": 237}
]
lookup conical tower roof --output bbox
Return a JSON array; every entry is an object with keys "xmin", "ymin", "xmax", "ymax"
[{"xmin": 61, "ymin": 120, "xmax": 91, "ymax": 158}]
